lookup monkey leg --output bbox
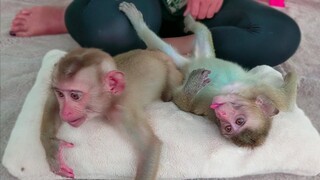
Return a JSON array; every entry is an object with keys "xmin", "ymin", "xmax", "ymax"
[
  {"xmin": 183, "ymin": 15, "xmax": 216, "ymax": 58},
  {"xmin": 119, "ymin": 2, "xmax": 144, "ymax": 33},
  {"xmin": 119, "ymin": 2, "xmax": 188, "ymax": 68},
  {"xmin": 173, "ymin": 68, "xmax": 211, "ymax": 112},
  {"xmin": 161, "ymin": 55, "xmax": 184, "ymax": 102}
]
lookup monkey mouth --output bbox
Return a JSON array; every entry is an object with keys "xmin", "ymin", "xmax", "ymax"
[{"xmin": 68, "ymin": 117, "xmax": 86, "ymax": 127}]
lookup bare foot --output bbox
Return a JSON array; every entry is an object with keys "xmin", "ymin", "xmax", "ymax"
[{"xmin": 10, "ymin": 6, "xmax": 68, "ymax": 37}]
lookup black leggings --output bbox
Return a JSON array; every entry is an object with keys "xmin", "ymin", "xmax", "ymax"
[{"xmin": 65, "ymin": 0, "xmax": 301, "ymax": 68}]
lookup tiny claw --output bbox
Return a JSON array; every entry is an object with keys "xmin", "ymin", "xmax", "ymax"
[
  {"xmin": 60, "ymin": 166, "xmax": 74, "ymax": 178},
  {"xmin": 202, "ymin": 69, "xmax": 211, "ymax": 76},
  {"xmin": 9, "ymin": 31, "xmax": 16, "ymax": 36},
  {"xmin": 204, "ymin": 78, "xmax": 211, "ymax": 84},
  {"xmin": 61, "ymin": 140, "xmax": 74, "ymax": 148}
]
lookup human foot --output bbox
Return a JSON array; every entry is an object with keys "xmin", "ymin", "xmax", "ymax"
[{"xmin": 10, "ymin": 6, "xmax": 67, "ymax": 37}]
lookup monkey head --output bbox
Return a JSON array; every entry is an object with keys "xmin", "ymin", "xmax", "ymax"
[
  {"xmin": 52, "ymin": 48, "xmax": 126, "ymax": 127},
  {"xmin": 210, "ymin": 94, "xmax": 279, "ymax": 148}
]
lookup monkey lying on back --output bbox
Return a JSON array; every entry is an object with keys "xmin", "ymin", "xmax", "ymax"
[
  {"xmin": 119, "ymin": 2, "xmax": 298, "ymax": 148},
  {"xmin": 41, "ymin": 48, "xmax": 182, "ymax": 179}
]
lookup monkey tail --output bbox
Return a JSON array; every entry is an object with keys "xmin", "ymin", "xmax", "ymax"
[
  {"xmin": 259, "ymin": 71, "xmax": 298, "ymax": 111},
  {"xmin": 281, "ymin": 71, "xmax": 298, "ymax": 110}
]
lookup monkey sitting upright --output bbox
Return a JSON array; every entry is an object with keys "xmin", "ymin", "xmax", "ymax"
[
  {"xmin": 119, "ymin": 2, "xmax": 298, "ymax": 148},
  {"xmin": 40, "ymin": 48, "xmax": 183, "ymax": 179}
]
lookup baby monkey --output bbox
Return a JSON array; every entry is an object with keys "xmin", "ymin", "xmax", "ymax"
[
  {"xmin": 119, "ymin": 2, "xmax": 298, "ymax": 148},
  {"xmin": 41, "ymin": 48, "xmax": 182, "ymax": 179}
]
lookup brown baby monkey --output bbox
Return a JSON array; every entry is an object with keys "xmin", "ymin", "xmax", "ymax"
[
  {"xmin": 119, "ymin": 2, "xmax": 298, "ymax": 148},
  {"xmin": 40, "ymin": 48, "xmax": 182, "ymax": 179}
]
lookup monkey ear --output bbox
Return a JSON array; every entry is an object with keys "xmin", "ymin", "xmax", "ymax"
[
  {"xmin": 255, "ymin": 95, "xmax": 279, "ymax": 117},
  {"xmin": 104, "ymin": 70, "xmax": 126, "ymax": 95}
]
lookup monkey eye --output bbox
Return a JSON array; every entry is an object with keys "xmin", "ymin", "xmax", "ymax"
[
  {"xmin": 225, "ymin": 125, "xmax": 232, "ymax": 133},
  {"xmin": 235, "ymin": 117, "xmax": 246, "ymax": 126},
  {"xmin": 231, "ymin": 102, "xmax": 242, "ymax": 109},
  {"xmin": 70, "ymin": 91, "xmax": 82, "ymax": 101},
  {"xmin": 55, "ymin": 90, "xmax": 64, "ymax": 98}
]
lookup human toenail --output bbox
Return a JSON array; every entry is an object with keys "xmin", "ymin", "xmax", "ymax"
[{"xmin": 9, "ymin": 31, "xmax": 16, "ymax": 36}]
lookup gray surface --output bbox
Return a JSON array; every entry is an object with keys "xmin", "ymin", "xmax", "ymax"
[{"xmin": 1, "ymin": 0, "xmax": 319, "ymax": 179}]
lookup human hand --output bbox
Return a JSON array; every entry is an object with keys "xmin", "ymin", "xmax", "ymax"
[{"xmin": 183, "ymin": 0, "xmax": 224, "ymax": 20}]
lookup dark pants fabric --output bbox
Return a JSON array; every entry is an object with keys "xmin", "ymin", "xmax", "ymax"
[{"xmin": 65, "ymin": 0, "xmax": 301, "ymax": 69}]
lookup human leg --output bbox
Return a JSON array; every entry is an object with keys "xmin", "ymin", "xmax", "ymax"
[
  {"xmin": 65, "ymin": 0, "xmax": 162, "ymax": 56},
  {"xmin": 201, "ymin": 0, "xmax": 301, "ymax": 68},
  {"xmin": 10, "ymin": 6, "xmax": 67, "ymax": 37},
  {"xmin": 159, "ymin": 0, "xmax": 301, "ymax": 68}
]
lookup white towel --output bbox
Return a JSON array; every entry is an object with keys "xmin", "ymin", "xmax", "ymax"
[{"xmin": 2, "ymin": 49, "xmax": 320, "ymax": 179}]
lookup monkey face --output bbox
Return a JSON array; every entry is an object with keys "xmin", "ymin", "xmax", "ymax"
[
  {"xmin": 210, "ymin": 94, "xmax": 267, "ymax": 139},
  {"xmin": 53, "ymin": 87, "xmax": 89, "ymax": 127},
  {"xmin": 212, "ymin": 102, "xmax": 246, "ymax": 137},
  {"xmin": 52, "ymin": 67, "xmax": 106, "ymax": 127}
]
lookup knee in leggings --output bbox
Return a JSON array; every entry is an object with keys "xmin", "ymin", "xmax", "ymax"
[
  {"xmin": 65, "ymin": 0, "xmax": 162, "ymax": 55},
  {"xmin": 266, "ymin": 14, "xmax": 301, "ymax": 66}
]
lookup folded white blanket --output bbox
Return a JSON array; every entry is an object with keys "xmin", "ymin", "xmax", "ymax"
[{"xmin": 2, "ymin": 50, "xmax": 320, "ymax": 179}]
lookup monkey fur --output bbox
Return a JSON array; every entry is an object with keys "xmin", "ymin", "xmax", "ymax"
[
  {"xmin": 119, "ymin": 2, "xmax": 298, "ymax": 148},
  {"xmin": 41, "ymin": 48, "xmax": 182, "ymax": 179}
]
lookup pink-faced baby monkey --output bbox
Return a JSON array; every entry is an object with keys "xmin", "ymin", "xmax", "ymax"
[
  {"xmin": 119, "ymin": 2, "xmax": 298, "ymax": 148},
  {"xmin": 40, "ymin": 48, "xmax": 182, "ymax": 179}
]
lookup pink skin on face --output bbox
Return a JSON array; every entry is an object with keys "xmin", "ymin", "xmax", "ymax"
[
  {"xmin": 59, "ymin": 98, "xmax": 87, "ymax": 127},
  {"xmin": 54, "ymin": 88, "xmax": 88, "ymax": 128},
  {"xmin": 66, "ymin": 117, "xmax": 86, "ymax": 127},
  {"xmin": 211, "ymin": 102, "xmax": 235, "ymax": 122},
  {"xmin": 210, "ymin": 95, "xmax": 247, "ymax": 136}
]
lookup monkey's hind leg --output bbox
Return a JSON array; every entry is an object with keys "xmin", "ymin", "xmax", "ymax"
[
  {"xmin": 173, "ymin": 68, "xmax": 211, "ymax": 112},
  {"xmin": 183, "ymin": 15, "xmax": 216, "ymax": 58},
  {"xmin": 119, "ymin": 2, "xmax": 189, "ymax": 68}
]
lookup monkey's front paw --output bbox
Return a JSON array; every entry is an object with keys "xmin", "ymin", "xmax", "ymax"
[
  {"xmin": 50, "ymin": 140, "xmax": 75, "ymax": 178},
  {"xmin": 186, "ymin": 68, "xmax": 211, "ymax": 93},
  {"xmin": 183, "ymin": 15, "xmax": 196, "ymax": 33},
  {"xmin": 119, "ymin": 2, "xmax": 143, "ymax": 22}
]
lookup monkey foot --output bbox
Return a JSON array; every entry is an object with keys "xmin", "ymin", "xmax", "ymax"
[
  {"xmin": 183, "ymin": 14, "xmax": 197, "ymax": 33},
  {"xmin": 119, "ymin": 2, "xmax": 144, "ymax": 27},
  {"xmin": 184, "ymin": 68, "xmax": 211, "ymax": 95}
]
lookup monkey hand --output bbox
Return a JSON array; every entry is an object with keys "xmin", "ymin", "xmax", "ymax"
[
  {"xmin": 48, "ymin": 139, "xmax": 75, "ymax": 179},
  {"xmin": 119, "ymin": 2, "xmax": 145, "ymax": 32},
  {"xmin": 184, "ymin": 68, "xmax": 211, "ymax": 96}
]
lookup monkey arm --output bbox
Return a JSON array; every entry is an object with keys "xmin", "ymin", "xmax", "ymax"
[
  {"xmin": 40, "ymin": 95, "xmax": 61, "ymax": 157},
  {"xmin": 111, "ymin": 105, "xmax": 162, "ymax": 180},
  {"xmin": 40, "ymin": 94, "xmax": 74, "ymax": 178},
  {"xmin": 241, "ymin": 72, "xmax": 298, "ymax": 111},
  {"xmin": 264, "ymin": 72, "xmax": 297, "ymax": 111}
]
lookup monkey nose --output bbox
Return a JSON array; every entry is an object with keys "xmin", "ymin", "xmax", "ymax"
[
  {"xmin": 216, "ymin": 110, "xmax": 229, "ymax": 122},
  {"xmin": 219, "ymin": 110, "xmax": 227, "ymax": 117},
  {"xmin": 61, "ymin": 111, "xmax": 74, "ymax": 121}
]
